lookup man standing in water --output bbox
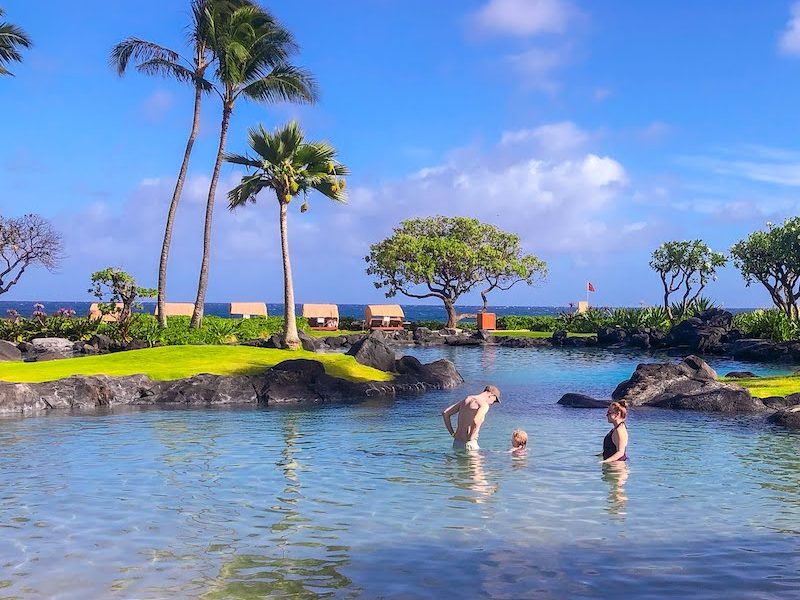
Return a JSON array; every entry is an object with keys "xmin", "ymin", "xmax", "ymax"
[{"xmin": 441, "ymin": 385, "xmax": 501, "ymax": 451}]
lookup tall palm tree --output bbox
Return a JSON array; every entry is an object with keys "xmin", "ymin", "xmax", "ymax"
[
  {"xmin": 110, "ymin": 0, "xmax": 230, "ymax": 327},
  {"xmin": 189, "ymin": 5, "xmax": 318, "ymax": 328},
  {"xmin": 225, "ymin": 122, "xmax": 348, "ymax": 349},
  {"xmin": 0, "ymin": 7, "xmax": 32, "ymax": 76}
]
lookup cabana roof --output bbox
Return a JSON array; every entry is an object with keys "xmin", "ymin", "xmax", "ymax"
[
  {"xmin": 365, "ymin": 304, "xmax": 404, "ymax": 320},
  {"xmin": 229, "ymin": 302, "xmax": 267, "ymax": 317},
  {"xmin": 154, "ymin": 302, "xmax": 194, "ymax": 317},
  {"xmin": 302, "ymin": 304, "xmax": 339, "ymax": 318}
]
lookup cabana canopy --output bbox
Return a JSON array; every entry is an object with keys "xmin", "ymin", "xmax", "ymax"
[
  {"xmin": 88, "ymin": 302, "xmax": 123, "ymax": 323},
  {"xmin": 154, "ymin": 302, "xmax": 194, "ymax": 317},
  {"xmin": 365, "ymin": 304, "xmax": 404, "ymax": 320},
  {"xmin": 229, "ymin": 302, "xmax": 268, "ymax": 318},
  {"xmin": 302, "ymin": 304, "xmax": 339, "ymax": 319}
]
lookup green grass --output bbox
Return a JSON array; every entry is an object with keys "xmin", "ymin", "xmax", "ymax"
[
  {"xmin": 0, "ymin": 345, "xmax": 393, "ymax": 384},
  {"xmin": 725, "ymin": 374, "xmax": 800, "ymax": 398},
  {"xmin": 306, "ymin": 329, "xmax": 365, "ymax": 338},
  {"xmin": 492, "ymin": 330, "xmax": 595, "ymax": 338}
]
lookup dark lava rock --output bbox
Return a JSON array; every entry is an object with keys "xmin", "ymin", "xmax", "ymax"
[
  {"xmin": 17, "ymin": 341, "xmax": 33, "ymax": 354},
  {"xmin": 125, "ymin": 339, "xmax": 149, "ymax": 351},
  {"xmin": 767, "ymin": 405, "xmax": 800, "ymax": 429},
  {"xmin": 725, "ymin": 371, "xmax": 758, "ymax": 379},
  {"xmin": 242, "ymin": 334, "xmax": 286, "ymax": 349},
  {"xmin": 730, "ymin": 339, "xmax": 793, "ymax": 362},
  {"xmin": 629, "ymin": 333, "xmax": 650, "ymax": 349},
  {"xmin": 0, "ymin": 340, "xmax": 22, "ymax": 361},
  {"xmin": 347, "ymin": 330, "xmax": 397, "ymax": 372},
  {"xmin": 73, "ymin": 341, "xmax": 98, "ymax": 355},
  {"xmin": 557, "ymin": 393, "xmax": 608, "ymax": 408},
  {"xmin": 0, "ymin": 374, "xmax": 154, "ymax": 412},
  {"xmin": 762, "ymin": 393, "xmax": 800, "ymax": 410},
  {"xmin": 611, "ymin": 354, "xmax": 763, "ymax": 413},
  {"xmin": 649, "ymin": 329, "xmax": 667, "ymax": 348},
  {"xmin": 444, "ymin": 334, "xmax": 483, "ymax": 346},
  {"xmin": 552, "ymin": 330, "xmax": 568, "ymax": 345},
  {"xmin": 563, "ymin": 336, "xmax": 596, "ymax": 348},
  {"xmin": 497, "ymin": 336, "xmax": 549, "ymax": 348},
  {"xmin": 597, "ymin": 327, "xmax": 627, "ymax": 345},
  {"xmin": 322, "ymin": 335, "xmax": 347, "ymax": 349},
  {"xmin": 666, "ymin": 309, "xmax": 733, "ymax": 353},
  {"xmin": 345, "ymin": 334, "xmax": 365, "ymax": 346},
  {"xmin": 298, "ymin": 331, "xmax": 319, "ymax": 352},
  {"xmin": 28, "ymin": 337, "xmax": 76, "ymax": 361},
  {"xmin": 89, "ymin": 334, "xmax": 115, "ymax": 352},
  {"xmin": 154, "ymin": 373, "xmax": 261, "ymax": 404}
]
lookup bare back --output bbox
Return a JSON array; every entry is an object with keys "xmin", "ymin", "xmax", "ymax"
[{"xmin": 453, "ymin": 396, "xmax": 489, "ymax": 443}]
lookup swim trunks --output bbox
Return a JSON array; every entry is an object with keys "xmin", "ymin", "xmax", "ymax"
[{"xmin": 453, "ymin": 439, "xmax": 480, "ymax": 452}]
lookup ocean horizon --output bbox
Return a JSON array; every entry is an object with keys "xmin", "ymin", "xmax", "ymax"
[{"xmin": 0, "ymin": 300, "xmax": 761, "ymax": 322}]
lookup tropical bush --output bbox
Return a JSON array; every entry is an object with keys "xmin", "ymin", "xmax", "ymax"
[
  {"xmin": 497, "ymin": 315, "xmax": 559, "ymax": 331},
  {"xmin": 732, "ymin": 310, "xmax": 800, "ymax": 342}
]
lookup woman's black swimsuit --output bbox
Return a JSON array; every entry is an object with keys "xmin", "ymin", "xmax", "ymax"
[{"xmin": 602, "ymin": 423, "xmax": 628, "ymax": 461}]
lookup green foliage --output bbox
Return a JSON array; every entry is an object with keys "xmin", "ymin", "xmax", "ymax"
[
  {"xmin": 0, "ymin": 7, "xmax": 32, "ymax": 77},
  {"xmin": 731, "ymin": 217, "xmax": 800, "ymax": 319},
  {"xmin": 496, "ymin": 315, "xmax": 559, "ymax": 331},
  {"xmin": 650, "ymin": 240, "xmax": 726, "ymax": 319},
  {"xmin": 558, "ymin": 308, "xmax": 611, "ymax": 333},
  {"xmin": 0, "ymin": 314, "xmax": 100, "ymax": 343},
  {"xmin": 732, "ymin": 309, "xmax": 800, "ymax": 342},
  {"xmin": 89, "ymin": 267, "xmax": 156, "ymax": 341},
  {"xmin": 366, "ymin": 216, "xmax": 546, "ymax": 328}
]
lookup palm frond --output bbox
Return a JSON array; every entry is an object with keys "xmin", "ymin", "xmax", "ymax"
[
  {"xmin": 238, "ymin": 63, "xmax": 318, "ymax": 103},
  {"xmin": 109, "ymin": 38, "xmax": 179, "ymax": 76},
  {"xmin": 0, "ymin": 18, "xmax": 32, "ymax": 75},
  {"xmin": 227, "ymin": 172, "xmax": 267, "ymax": 209},
  {"xmin": 222, "ymin": 151, "xmax": 262, "ymax": 169}
]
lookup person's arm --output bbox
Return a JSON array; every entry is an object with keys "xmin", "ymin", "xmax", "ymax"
[
  {"xmin": 441, "ymin": 401, "xmax": 461, "ymax": 436},
  {"xmin": 601, "ymin": 426, "xmax": 628, "ymax": 463}
]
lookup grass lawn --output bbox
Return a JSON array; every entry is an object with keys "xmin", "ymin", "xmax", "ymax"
[
  {"xmin": 306, "ymin": 329, "xmax": 365, "ymax": 338},
  {"xmin": 0, "ymin": 346, "xmax": 392, "ymax": 384},
  {"xmin": 492, "ymin": 330, "xmax": 595, "ymax": 338},
  {"xmin": 725, "ymin": 374, "xmax": 800, "ymax": 398}
]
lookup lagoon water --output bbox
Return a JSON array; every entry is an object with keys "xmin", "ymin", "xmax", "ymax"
[{"xmin": 1, "ymin": 346, "xmax": 799, "ymax": 598}]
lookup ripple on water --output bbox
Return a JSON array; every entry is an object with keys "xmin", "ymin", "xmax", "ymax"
[{"xmin": 0, "ymin": 347, "xmax": 799, "ymax": 598}]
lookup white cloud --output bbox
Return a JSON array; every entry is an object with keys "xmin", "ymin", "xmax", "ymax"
[
  {"xmin": 503, "ymin": 46, "xmax": 569, "ymax": 89},
  {"xmin": 500, "ymin": 121, "xmax": 590, "ymax": 155},
  {"xmin": 681, "ymin": 146, "xmax": 800, "ymax": 187},
  {"xmin": 470, "ymin": 0, "xmax": 574, "ymax": 37},
  {"xmin": 779, "ymin": 2, "xmax": 800, "ymax": 56}
]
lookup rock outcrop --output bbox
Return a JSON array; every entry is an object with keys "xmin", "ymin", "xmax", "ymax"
[
  {"xmin": 0, "ymin": 340, "xmax": 22, "ymax": 361},
  {"xmin": 0, "ymin": 354, "xmax": 463, "ymax": 414},
  {"xmin": 557, "ymin": 393, "xmax": 608, "ymax": 408},
  {"xmin": 608, "ymin": 355, "xmax": 766, "ymax": 413},
  {"xmin": 768, "ymin": 405, "xmax": 800, "ymax": 429},
  {"xmin": 665, "ymin": 309, "xmax": 733, "ymax": 353},
  {"xmin": 346, "ymin": 330, "xmax": 397, "ymax": 372}
]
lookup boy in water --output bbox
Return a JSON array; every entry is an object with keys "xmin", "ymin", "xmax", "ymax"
[{"xmin": 510, "ymin": 429, "xmax": 528, "ymax": 455}]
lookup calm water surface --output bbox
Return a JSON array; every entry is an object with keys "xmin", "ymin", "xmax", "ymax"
[{"xmin": 1, "ymin": 347, "xmax": 799, "ymax": 599}]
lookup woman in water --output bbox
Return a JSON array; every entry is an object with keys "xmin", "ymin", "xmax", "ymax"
[{"xmin": 601, "ymin": 401, "xmax": 628, "ymax": 463}]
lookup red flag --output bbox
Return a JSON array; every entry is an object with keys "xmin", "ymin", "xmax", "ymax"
[{"xmin": 587, "ymin": 282, "xmax": 596, "ymax": 293}]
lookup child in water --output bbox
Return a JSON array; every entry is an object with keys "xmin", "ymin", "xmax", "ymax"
[{"xmin": 510, "ymin": 429, "xmax": 528, "ymax": 455}]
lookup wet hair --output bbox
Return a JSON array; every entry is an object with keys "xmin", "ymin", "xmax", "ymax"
[
  {"xmin": 512, "ymin": 429, "xmax": 528, "ymax": 448},
  {"xmin": 608, "ymin": 400, "xmax": 628, "ymax": 420}
]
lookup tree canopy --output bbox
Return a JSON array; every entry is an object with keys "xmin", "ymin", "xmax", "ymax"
[
  {"xmin": 365, "ymin": 216, "xmax": 546, "ymax": 328},
  {"xmin": 649, "ymin": 240, "xmax": 726, "ymax": 319},
  {"xmin": 0, "ymin": 214, "xmax": 62, "ymax": 296},
  {"xmin": 0, "ymin": 7, "xmax": 31, "ymax": 77},
  {"xmin": 731, "ymin": 217, "xmax": 800, "ymax": 319}
]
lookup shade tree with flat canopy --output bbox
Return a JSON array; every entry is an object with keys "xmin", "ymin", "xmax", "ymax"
[{"xmin": 365, "ymin": 216, "xmax": 547, "ymax": 329}]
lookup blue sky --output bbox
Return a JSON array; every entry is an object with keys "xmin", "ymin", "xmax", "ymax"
[{"xmin": 2, "ymin": 0, "xmax": 800, "ymax": 308}]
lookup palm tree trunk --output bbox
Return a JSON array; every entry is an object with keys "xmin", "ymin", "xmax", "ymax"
[
  {"xmin": 158, "ymin": 85, "xmax": 203, "ymax": 328},
  {"xmin": 279, "ymin": 201, "xmax": 300, "ymax": 349},
  {"xmin": 190, "ymin": 102, "xmax": 232, "ymax": 329}
]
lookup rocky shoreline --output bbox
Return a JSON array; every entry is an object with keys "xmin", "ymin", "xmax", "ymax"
[
  {"xmin": 0, "ymin": 345, "xmax": 463, "ymax": 414},
  {"xmin": 557, "ymin": 354, "xmax": 800, "ymax": 430}
]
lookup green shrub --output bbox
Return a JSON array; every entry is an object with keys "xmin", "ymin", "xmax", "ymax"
[
  {"xmin": 732, "ymin": 309, "xmax": 800, "ymax": 342},
  {"xmin": 496, "ymin": 315, "xmax": 559, "ymax": 331}
]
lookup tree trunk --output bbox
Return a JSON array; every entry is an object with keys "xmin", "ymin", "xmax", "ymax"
[
  {"xmin": 190, "ymin": 102, "xmax": 232, "ymax": 329},
  {"xmin": 444, "ymin": 299, "xmax": 457, "ymax": 329},
  {"xmin": 158, "ymin": 85, "xmax": 203, "ymax": 328},
  {"xmin": 279, "ymin": 201, "xmax": 300, "ymax": 349}
]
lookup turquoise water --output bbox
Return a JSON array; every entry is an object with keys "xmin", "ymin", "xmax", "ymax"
[{"xmin": 1, "ymin": 347, "xmax": 799, "ymax": 599}]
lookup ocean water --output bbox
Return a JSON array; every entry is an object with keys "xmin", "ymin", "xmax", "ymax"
[
  {"xmin": 0, "ymin": 346, "xmax": 798, "ymax": 598},
  {"xmin": 0, "ymin": 300, "xmax": 758, "ymax": 324}
]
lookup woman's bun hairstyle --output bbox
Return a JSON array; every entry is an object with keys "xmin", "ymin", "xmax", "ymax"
[{"xmin": 609, "ymin": 400, "xmax": 628, "ymax": 419}]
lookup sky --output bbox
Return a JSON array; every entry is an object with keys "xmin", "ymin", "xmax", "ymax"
[{"xmin": 2, "ymin": 0, "xmax": 800, "ymax": 308}]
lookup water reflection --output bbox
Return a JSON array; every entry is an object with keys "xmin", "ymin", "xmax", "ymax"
[
  {"xmin": 602, "ymin": 462, "xmax": 629, "ymax": 518},
  {"xmin": 202, "ymin": 414, "xmax": 358, "ymax": 598},
  {"xmin": 446, "ymin": 450, "xmax": 499, "ymax": 505}
]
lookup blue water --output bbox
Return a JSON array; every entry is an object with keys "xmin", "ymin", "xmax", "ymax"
[
  {"xmin": 1, "ymin": 346, "xmax": 799, "ymax": 598},
  {"xmin": 0, "ymin": 301, "xmax": 758, "ymax": 323}
]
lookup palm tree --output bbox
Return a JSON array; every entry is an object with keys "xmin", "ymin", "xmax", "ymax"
[
  {"xmin": 0, "ymin": 7, "xmax": 32, "ymax": 76},
  {"xmin": 225, "ymin": 122, "xmax": 348, "ymax": 349},
  {"xmin": 110, "ymin": 0, "xmax": 231, "ymax": 327},
  {"xmin": 189, "ymin": 5, "xmax": 318, "ymax": 328}
]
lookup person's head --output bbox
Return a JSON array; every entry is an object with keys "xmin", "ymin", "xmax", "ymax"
[
  {"xmin": 511, "ymin": 429, "xmax": 527, "ymax": 449},
  {"xmin": 606, "ymin": 400, "xmax": 628, "ymax": 424},
  {"xmin": 484, "ymin": 385, "xmax": 501, "ymax": 404}
]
